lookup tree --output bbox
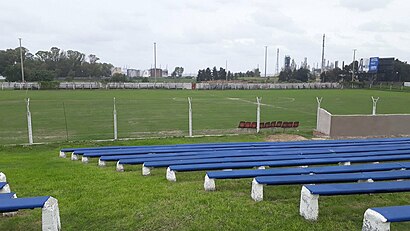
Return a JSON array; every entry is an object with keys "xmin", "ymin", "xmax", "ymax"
[{"xmin": 171, "ymin": 67, "xmax": 184, "ymax": 77}]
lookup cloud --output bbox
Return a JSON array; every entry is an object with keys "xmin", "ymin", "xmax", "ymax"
[{"xmin": 339, "ymin": 0, "xmax": 394, "ymax": 11}]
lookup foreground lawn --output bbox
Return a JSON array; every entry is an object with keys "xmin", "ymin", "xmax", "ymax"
[{"xmin": 1, "ymin": 135, "xmax": 409, "ymax": 230}]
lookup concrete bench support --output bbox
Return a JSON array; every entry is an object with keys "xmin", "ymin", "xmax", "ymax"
[
  {"xmin": 251, "ymin": 179, "xmax": 264, "ymax": 202},
  {"xmin": 71, "ymin": 153, "xmax": 78, "ymax": 161},
  {"xmin": 362, "ymin": 209, "xmax": 389, "ymax": 231},
  {"xmin": 59, "ymin": 151, "xmax": 66, "ymax": 158},
  {"xmin": 42, "ymin": 197, "xmax": 61, "ymax": 231},
  {"xmin": 81, "ymin": 156, "xmax": 89, "ymax": 164},
  {"xmin": 0, "ymin": 183, "xmax": 11, "ymax": 193},
  {"xmin": 339, "ymin": 161, "xmax": 351, "ymax": 166},
  {"xmin": 0, "ymin": 172, "xmax": 6, "ymax": 182},
  {"xmin": 116, "ymin": 161, "xmax": 124, "ymax": 172},
  {"xmin": 166, "ymin": 167, "xmax": 177, "ymax": 182},
  {"xmin": 204, "ymin": 174, "xmax": 216, "ymax": 191},
  {"xmin": 98, "ymin": 159, "xmax": 106, "ymax": 167},
  {"xmin": 299, "ymin": 186, "xmax": 319, "ymax": 220},
  {"xmin": 142, "ymin": 164, "xmax": 151, "ymax": 176}
]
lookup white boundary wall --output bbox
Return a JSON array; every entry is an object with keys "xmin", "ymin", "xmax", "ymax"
[{"xmin": 1, "ymin": 82, "xmax": 340, "ymax": 90}]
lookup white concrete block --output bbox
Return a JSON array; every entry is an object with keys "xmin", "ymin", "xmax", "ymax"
[
  {"xmin": 0, "ymin": 183, "xmax": 11, "ymax": 193},
  {"xmin": 362, "ymin": 209, "xmax": 390, "ymax": 231},
  {"xmin": 299, "ymin": 186, "xmax": 320, "ymax": 221},
  {"xmin": 142, "ymin": 164, "xmax": 151, "ymax": 176},
  {"xmin": 204, "ymin": 174, "xmax": 216, "ymax": 191},
  {"xmin": 251, "ymin": 179, "xmax": 264, "ymax": 202},
  {"xmin": 71, "ymin": 153, "xmax": 78, "ymax": 161},
  {"xmin": 42, "ymin": 197, "xmax": 61, "ymax": 231},
  {"xmin": 257, "ymin": 166, "xmax": 266, "ymax": 170},
  {"xmin": 0, "ymin": 172, "xmax": 6, "ymax": 182},
  {"xmin": 299, "ymin": 165, "xmax": 309, "ymax": 168},
  {"xmin": 338, "ymin": 162, "xmax": 351, "ymax": 166},
  {"xmin": 98, "ymin": 159, "xmax": 106, "ymax": 167},
  {"xmin": 59, "ymin": 151, "xmax": 66, "ymax": 158},
  {"xmin": 116, "ymin": 161, "xmax": 124, "ymax": 172},
  {"xmin": 81, "ymin": 156, "xmax": 89, "ymax": 164},
  {"xmin": 166, "ymin": 167, "xmax": 177, "ymax": 182}
]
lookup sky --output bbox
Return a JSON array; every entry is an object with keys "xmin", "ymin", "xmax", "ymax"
[{"xmin": 1, "ymin": 0, "xmax": 409, "ymax": 75}]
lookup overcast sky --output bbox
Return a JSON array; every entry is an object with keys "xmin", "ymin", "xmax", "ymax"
[{"xmin": 1, "ymin": 0, "xmax": 409, "ymax": 74}]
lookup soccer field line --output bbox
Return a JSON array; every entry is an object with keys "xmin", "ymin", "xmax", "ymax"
[{"xmin": 226, "ymin": 97, "xmax": 315, "ymax": 116}]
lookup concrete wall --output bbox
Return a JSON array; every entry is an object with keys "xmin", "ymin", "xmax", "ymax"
[
  {"xmin": 330, "ymin": 114, "xmax": 410, "ymax": 137},
  {"xmin": 316, "ymin": 108, "xmax": 332, "ymax": 135},
  {"xmin": 316, "ymin": 107, "xmax": 410, "ymax": 137}
]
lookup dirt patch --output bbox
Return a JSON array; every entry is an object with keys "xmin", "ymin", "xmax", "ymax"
[{"xmin": 265, "ymin": 134, "xmax": 308, "ymax": 142}]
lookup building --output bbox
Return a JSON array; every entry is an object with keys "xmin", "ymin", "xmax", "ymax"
[
  {"xmin": 127, "ymin": 69, "xmax": 141, "ymax": 78},
  {"xmin": 149, "ymin": 68, "xmax": 162, "ymax": 78},
  {"xmin": 284, "ymin": 56, "xmax": 291, "ymax": 70},
  {"xmin": 111, "ymin": 67, "xmax": 123, "ymax": 76}
]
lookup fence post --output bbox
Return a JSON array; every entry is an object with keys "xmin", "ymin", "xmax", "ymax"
[
  {"xmin": 26, "ymin": 98, "xmax": 33, "ymax": 145},
  {"xmin": 113, "ymin": 97, "xmax": 118, "ymax": 140},
  {"xmin": 371, "ymin": 96, "xmax": 379, "ymax": 115},
  {"xmin": 256, "ymin": 97, "xmax": 261, "ymax": 133},
  {"xmin": 316, "ymin": 97, "xmax": 323, "ymax": 129},
  {"xmin": 188, "ymin": 97, "xmax": 193, "ymax": 137}
]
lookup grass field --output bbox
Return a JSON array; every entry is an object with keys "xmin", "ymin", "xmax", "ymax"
[
  {"xmin": 1, "ymin": 89, "xmax": 409, "ymax": 145},
  {"xmin": 1, "ymin": 136, "xmax": 410, "ymax": 230}
]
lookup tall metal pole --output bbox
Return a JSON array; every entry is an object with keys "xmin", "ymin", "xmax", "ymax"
[
  {"xmin": 225, "ymin": 60, "xmax": 228, "ymax": 81},
  {"xmin": 316, "ymin": 97, "xmax": 323, "ymax": 130},
  {"xmin": 276, "ymin": 48, "xmax": 279, "ymax": 75},
  {"xmin": 321, "ymin": 34, "xmax": 325, "ymax": 74},
  {"xmin": 352, "ymin": 49, "xmax": 357, "ymax": 82},
  {"xmin": 371, "ymin": 97, "xmax": 379, "ymax": 115},
  {"xmin": 154, "ymin": 42, "xmax": 157, "ymax": 82},
  {"xmin": 19, "ymin": 38, "xmax": 25, "ymax": 83},
  {"xmin": 264, "ymin": 46, "xmax": 268, "ymax": 78}
]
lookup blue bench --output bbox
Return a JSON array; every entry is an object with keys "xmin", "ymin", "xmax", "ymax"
[
  {"xmin": 204, "ymin": 162, "xmax": 410, "ymax": 191},
  {"xmin": 60, "ymin": 139, "xmax": 410, "ymax": 160},
  {"xmin": 252, "ymin": 169, "xmax": 410, "ymax": 201},
  {"xmin": 98, "ymin": 144, "xmax": 410, "ymax": 167},
  {"xmin": 299, "ymin": 181, "xmax": 410, "ymax": 221},
  {"xmin": 363, "ymin": 205, "xmax": 410, "ymax": 231},
  {"xmin": 0, "ymin": 196, "xmax": 61, "ymax": 230},
  {"xmin": 0, "ymin": 192, "xmax": 16, "ymax": 199},
  {"xmin": 166, "ymin": 154, "xmax": 410, "ymax": 182},
  {"xmin": 0, "ymin": 182, "xmax": 11, "ymax": 193}
]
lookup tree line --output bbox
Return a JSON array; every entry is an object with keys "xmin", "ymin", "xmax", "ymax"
[
  {"xmin": 197, "ymin": 67, "xmax": 261, "ymax": 82},
  {"xmin": 0, "ymin": 47, "xmax": 113, "ymax": 81}
]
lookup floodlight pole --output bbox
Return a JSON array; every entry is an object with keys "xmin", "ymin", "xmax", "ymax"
[
  {"xmin": 26, "ymin": 98, "xmax": 33, "ymax": 145},
  {"xmin": 351, "ymin": 49, "xmax": 356, "ymax": 88},
  {"xmin": 19, "ymin": 38, "xmax": 25, "ymax": 83},
  {"xmin": 371, "ymin": 96, "xmax": 379, "ymax": 115},
  {"xmin": 113, "ymin": 97, "xmax": 118, "ymax": 140},
  {"xmin": 316, "ymin": 97, "xmax": 323, "ymax": 129},
  {"xmin": 256, "ymin": 97, "xmax": 262, "ymax": 133},
  {"xmin": 264, "ymin": 46, "xmax": 268, "ymax": 78},
  {"xmin": 154, "ymin": 42, "xmax": 157, "ymax": 83},
  {"xmin": 188, "ymin": 97, "xmax": 193, "ymax": 137}
]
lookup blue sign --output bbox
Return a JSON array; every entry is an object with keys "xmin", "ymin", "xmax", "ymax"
[{"xmin": 368, "ymin": 57, "xmax": 379, "ymax": 73}]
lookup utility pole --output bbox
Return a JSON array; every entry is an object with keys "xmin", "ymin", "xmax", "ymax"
[
  {"xmin": 225, "ymin": 60, "xmax": 228, "ymax": 81},
  {"xmin": 264, "ymin": 46, "xmax": 268, "ymax": 78},
  {"xmin": 19, "ymin": 38, "xmax": 25, "ymax": 83},
  {"xmin": 276, "ymin": 48, "xmax": 279, "ymax": 75},
  {"xmin": 154, "ymin": 42, "xmax": 157, "ymax": 82},
  {"xmin": 352, "ymin": 49, "xmax": 357, "ymax": 82},
  {"xmin": 321, "ymin": 34, "xmax": 325, "ymax": 74}
]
